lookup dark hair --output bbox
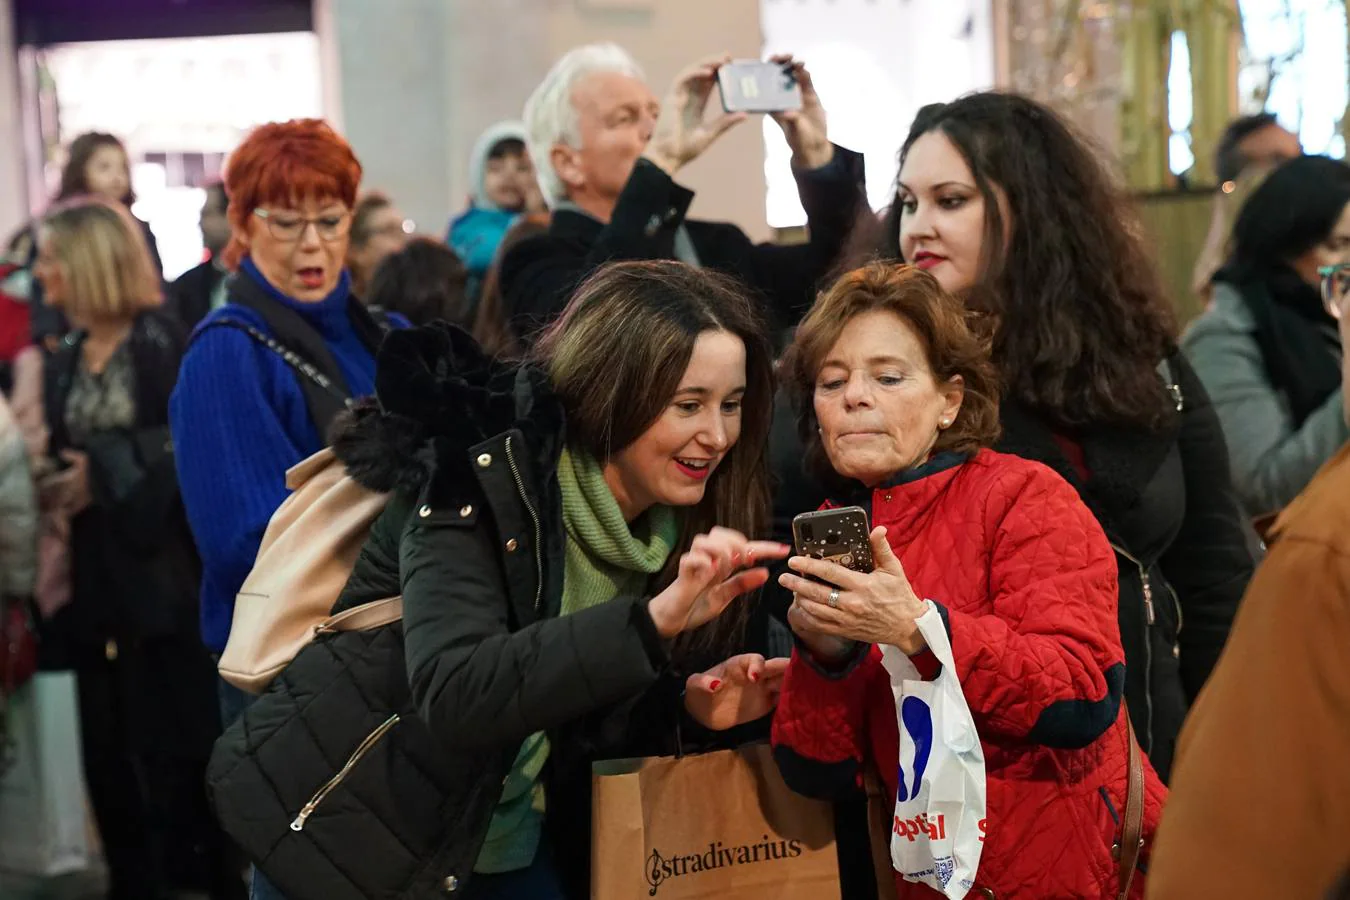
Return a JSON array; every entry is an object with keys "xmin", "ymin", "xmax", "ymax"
[
  {"xmin": 488, "ymin": 137, "xmax": 526, "ymax": 160},
  {"xmin": 472, "ymin": 212, "xmax": 551, "ymax": 359},
  {"xmin": 366, "ymin": 238, "xmax": 471, "ymax": 327},
  {"xmin": 534, "ymin": 260, "xmax": 774, "ymax": 656},
  {"xmin": 1215, "ymin": 113, "xmax": 1281, "ymax": 184},
  {"xmin": 876, "ymin": 92, "xmax": 1177, "ymax": 431},
  {"xmin": 350, "ymin": 192, "xmax": 394, "ymax": 247},
  {"xmin": 782, "ymin": 263, "xmax": 1001, "ymax": 489},
  {"xmin": 57, "ymin": 132, "xmax": 134, "ymax": 205},
  {"xmin": 1227, "ymin": 155, "xmax": 1350, "ymax": 279}
]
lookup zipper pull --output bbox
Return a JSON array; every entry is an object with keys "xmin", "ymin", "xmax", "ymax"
[
  {"xmin": 1142, "ymin": 573, "xmax": 1156, "ymax": 625},
  {"xmin": 290, "ymin": 803, "xmax": 316, "ymax": 832}
]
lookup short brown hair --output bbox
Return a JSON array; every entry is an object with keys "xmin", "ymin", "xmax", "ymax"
[
  {"xmin": 40, "ymin": 197, "xmax": 162, "ymax": 321},
  {"xmin": 780, "ymin": 263, "xmax": 1001, "ymax": 487}
]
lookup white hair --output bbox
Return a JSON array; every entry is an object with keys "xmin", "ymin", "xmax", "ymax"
[{"xmin": 523, "ymin": 43, "xmax": 646, "ymax": 206}]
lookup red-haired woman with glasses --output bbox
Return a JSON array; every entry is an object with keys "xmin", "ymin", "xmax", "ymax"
[{"xmin": 169, "ymin": 119, "xmax": 404, "ymax": 900}]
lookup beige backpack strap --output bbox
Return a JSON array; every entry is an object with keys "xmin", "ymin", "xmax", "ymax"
[
  {"xmin": 1116, "ymin": 715, "xmax": 1146, "ymax": 900},
  {"xmin": 315, "ymin": 596, "xmax": 403, "ymax": 635}
]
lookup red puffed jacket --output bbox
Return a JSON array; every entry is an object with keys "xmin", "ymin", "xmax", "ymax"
[{"xmin": 772, "ymin": 450, "xmax": 1168, "ymax": 899}]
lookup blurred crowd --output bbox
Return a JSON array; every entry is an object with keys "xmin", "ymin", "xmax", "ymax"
[{"xmin": 0, "ymin": 38, "xmax": 1348, "ymax": 900}]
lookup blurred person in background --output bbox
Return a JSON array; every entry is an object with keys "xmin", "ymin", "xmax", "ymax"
[
  {"xmin": 346, "ymin": 191, "xmax": 412, "ymax": 299},
  {"xmin": 28, "ymin": 132, "xmax": 165, "ymax": 348},
  {"xmin": 1146, "ymin": 253, "xmax": 1350, "ymax": 900},
  {"xmin": 472, "ymin": 212, "xmax": 550, "ymax": 359},
  {"xmin": 365, "ymin": 237, "xmax": 471, "ymax": 327},
  {"xmin": 168, "ymin": 182, "xmax": 232, "ymax": 331},
  {"xmin": 170, "ymin": 118, "xmax": 402, "ymax": 900},
  {"xmin": 449, "ymin": 122, "xmax": 543, "ymax": 301},
  {"xmin": 1184, "ymin": 156, "xmax": 1350, "ymax": 522},
  {"xmin": 869, "ymin": 92, "xmax": 1253, "ymax": 781},
  {"xmin": 0, "ymin": 383, "xmax": 36, "ymax": 652},
  {"xmin": 33, "ymin": 197, "xmax": 241, "ymax": 900},
  {"xmin": 1191, "ymin": 114, "xmax": 1302, "ymax": 300},
  {"xmin": 500, "ymin": 44, "xmax": 866, "ymax": 347}
]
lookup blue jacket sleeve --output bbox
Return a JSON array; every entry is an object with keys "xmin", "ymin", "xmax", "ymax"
[{"xmin": 170, "ymin": 326, "xmax": 309, "ymax": 599}]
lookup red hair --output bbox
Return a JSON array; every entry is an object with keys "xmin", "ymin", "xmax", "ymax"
[{"xmin": 221, "ymin": 118, "xmax": 363, "ymax": 269}]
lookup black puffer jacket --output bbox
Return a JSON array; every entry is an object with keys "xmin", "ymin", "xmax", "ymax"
[{"xmin": 208, "ymin": 324, "xmax": 769, "ymax": 900}]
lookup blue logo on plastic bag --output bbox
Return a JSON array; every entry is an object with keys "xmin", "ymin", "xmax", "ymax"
[
  {"xmin": 934, "ymin": 855, "xmax": 955, "ymax": 887},
  {"xmin": 896, "ymin": 696, "xmax": 933, "ymax": 801}
]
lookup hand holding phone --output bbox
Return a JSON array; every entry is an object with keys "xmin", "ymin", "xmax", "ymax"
[{"xmin": 782, "ymin": 513, "xmax": 928, "ymax": 654}]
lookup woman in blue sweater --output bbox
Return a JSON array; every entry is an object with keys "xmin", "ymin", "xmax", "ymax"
[{"xmin": 170, "ymin": 120, "xmax": 399, "ymax": 900}]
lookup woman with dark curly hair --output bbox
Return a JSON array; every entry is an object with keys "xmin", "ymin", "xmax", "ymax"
[{"xmin": 864, "ymin": 92, "xmax": 1254, "ymax": 781}]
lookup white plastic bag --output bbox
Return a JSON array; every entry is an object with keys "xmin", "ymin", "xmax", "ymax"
[
  {"xmin": 879, "ymin": 602, "xmax": 986, "ymax": 900},
  {"xmin": 0, "ymin": 672, "xmax": 92, "ymax": 875}
]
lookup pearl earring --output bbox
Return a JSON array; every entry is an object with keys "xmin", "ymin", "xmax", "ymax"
[{"xmin": 939, "ymin": 418, "xmax": 952, "ymax": 428}]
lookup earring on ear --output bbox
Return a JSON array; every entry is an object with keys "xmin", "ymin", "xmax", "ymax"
[{"xmin": 939, "ymin": 417, "xmax": 952, "ymax": 429}]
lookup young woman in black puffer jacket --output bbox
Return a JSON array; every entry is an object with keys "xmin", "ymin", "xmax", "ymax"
[{"xmin": 217, "ymin": 260, "xmax": 795, "ymax": 900}]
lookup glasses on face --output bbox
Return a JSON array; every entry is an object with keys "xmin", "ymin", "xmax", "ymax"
[
  {"xmin": 1320, "ymin": 263, "xmax": 1350, "ymax": 319},
  {"xmin": 253, "ymin": 208, "xmax": 351, "ymax": 243}
]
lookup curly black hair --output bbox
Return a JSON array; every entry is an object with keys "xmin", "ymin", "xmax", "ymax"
[{"xmin": 874, "ymin": 92, "xmax": 1178, "ymax": 432}]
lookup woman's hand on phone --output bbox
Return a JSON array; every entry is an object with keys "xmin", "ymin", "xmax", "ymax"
[
  {"xmin": 684, "ymin": 653, "xmax": 789, "ymax": 731},
  {"xmin": 643, "ymin": 54, "xmax": 748, "ymax": 176},
  {"xmin": 647, "ymin": 528, "xmax": 789, "ymax": 639},
  {"xmin": 779, "ymin": 526, "xmax": 927, "ymax": 653}
]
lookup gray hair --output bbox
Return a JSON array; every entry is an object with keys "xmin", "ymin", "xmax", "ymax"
[{"xmin": 523, "ymin": 43, "xmax": 646, "ymax": 206}]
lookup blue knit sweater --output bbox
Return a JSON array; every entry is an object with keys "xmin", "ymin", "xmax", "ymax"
[{"xmin": 171, "ymin": 259, "xmax": 384, "ymax": 653}]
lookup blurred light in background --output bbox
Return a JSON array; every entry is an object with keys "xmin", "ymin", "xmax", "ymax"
[{"xmin": 41, "ymin": 32, "xmax": 324, "ymax": 278}]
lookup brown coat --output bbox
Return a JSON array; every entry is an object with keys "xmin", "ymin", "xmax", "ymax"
[{"xmin": 1147, "ymin": 442, "xmax": 1350, "ymax": 899}]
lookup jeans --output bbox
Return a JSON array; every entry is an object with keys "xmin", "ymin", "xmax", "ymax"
[
  {"xmin": 217, "ymin": 676, "xmax": 289, "ymax": 900},
  {"xmin": 463, "ymin": 844, "xmax": 566, "ymax": 900}
]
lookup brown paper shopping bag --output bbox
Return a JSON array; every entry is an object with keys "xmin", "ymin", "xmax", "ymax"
[{"xmin": 592, "ymin": 744, "xmax": 841, "ymax": 900}]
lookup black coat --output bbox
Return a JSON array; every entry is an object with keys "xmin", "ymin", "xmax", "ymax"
[
  {"xmin": 499, "ymin": 147, "xmax": 867, "ymax": 347},
  {"xmin": 168, "ymin": 259, "xmax": 227, "ymax": 332},
  {"xmin": 43, "ymin": 309, "xmax": 199, "ymax": 649},
  {"xmin": 209, "ymin": 324, "xmax": 772, "ymax": 900},
  {"xmin": 995, "ymin": 352, "xmax": 1253, "ymax": 780}
]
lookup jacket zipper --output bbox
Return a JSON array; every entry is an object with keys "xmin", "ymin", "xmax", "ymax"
[
  {"xmin": 290, "ymin": 713, "xmax": 400, "ymax": 832},
  {"xmin": 1109, "ymin": 541, "xmax": 1154, "ymax": 754},
  {"xmin": 504, "ymin": 435, "xmax": 544, "ymax": 614}
]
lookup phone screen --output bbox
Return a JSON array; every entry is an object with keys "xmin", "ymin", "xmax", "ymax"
[{"xmin": 717, "ymin": 60, "xmax": 804, "ymax": 114}]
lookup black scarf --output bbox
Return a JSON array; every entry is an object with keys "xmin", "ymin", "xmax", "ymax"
[{"xmin": 1219, "ymin": 263, "xmax": 1341, "ymax": 428}]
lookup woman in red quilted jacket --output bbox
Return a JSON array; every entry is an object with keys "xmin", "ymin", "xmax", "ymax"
[{"xmin": 768, "ymin": 263, "xmax": 1167, "ymax": 899}]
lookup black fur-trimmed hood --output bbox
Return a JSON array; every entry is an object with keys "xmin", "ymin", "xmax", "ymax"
[{"xmin": 330, "ymin": 322, "xmax": 565, "ymax": 496}]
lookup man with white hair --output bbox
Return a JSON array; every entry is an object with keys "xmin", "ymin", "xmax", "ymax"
[{"xmin": 500, "ymin": 44, "xmax": 865, "ymax": 345}]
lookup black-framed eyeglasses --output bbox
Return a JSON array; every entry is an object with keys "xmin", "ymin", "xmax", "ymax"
[
  {"xmin": 253, "ymin": 208, "xmax": 352, "ymax": 243},
  {"xmin": 1319, "ymin": 263, "xmax": 1350, "ymax": 319}
]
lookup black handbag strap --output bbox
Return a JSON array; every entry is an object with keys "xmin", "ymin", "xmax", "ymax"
[{"xmin": 199, "ymin": 318, "xmax": 353, "ymax": 423}]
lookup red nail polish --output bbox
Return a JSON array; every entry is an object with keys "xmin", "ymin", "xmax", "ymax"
[
  {"xmin": 710, "ymin": 680, "xmax": 722, "ymax": 692},
  {"xmin": 749, "ymin": 672, "xmax": 760, "ymax": 683}
]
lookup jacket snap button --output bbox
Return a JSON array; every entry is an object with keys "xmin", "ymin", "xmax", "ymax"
[
  {"xmin": 476, "ymin": 453, "xmax": 492, "ymax": 468},
  {"xmin": 884, "ymin": 493, "xmax": 892, "ymax": 502},
  {"xmin": 418, "ymin": 505, "xmax": 432, "ymax": 518},
  {"xmin": 443, "ymin": 874, "xmax": 460, "ymax": 892},
  {"xmin": 506, "ymin": 539, "xmax": 519, "ymax": 553},
  {"xmin": 459, "ymin": 505, "xmax": 473, "ymax": 518}
]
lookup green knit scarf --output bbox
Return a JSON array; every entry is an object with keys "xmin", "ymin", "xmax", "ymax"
[{"xmin": 474, "ymin": 447, "xmax": 680, "ymax": 875}]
